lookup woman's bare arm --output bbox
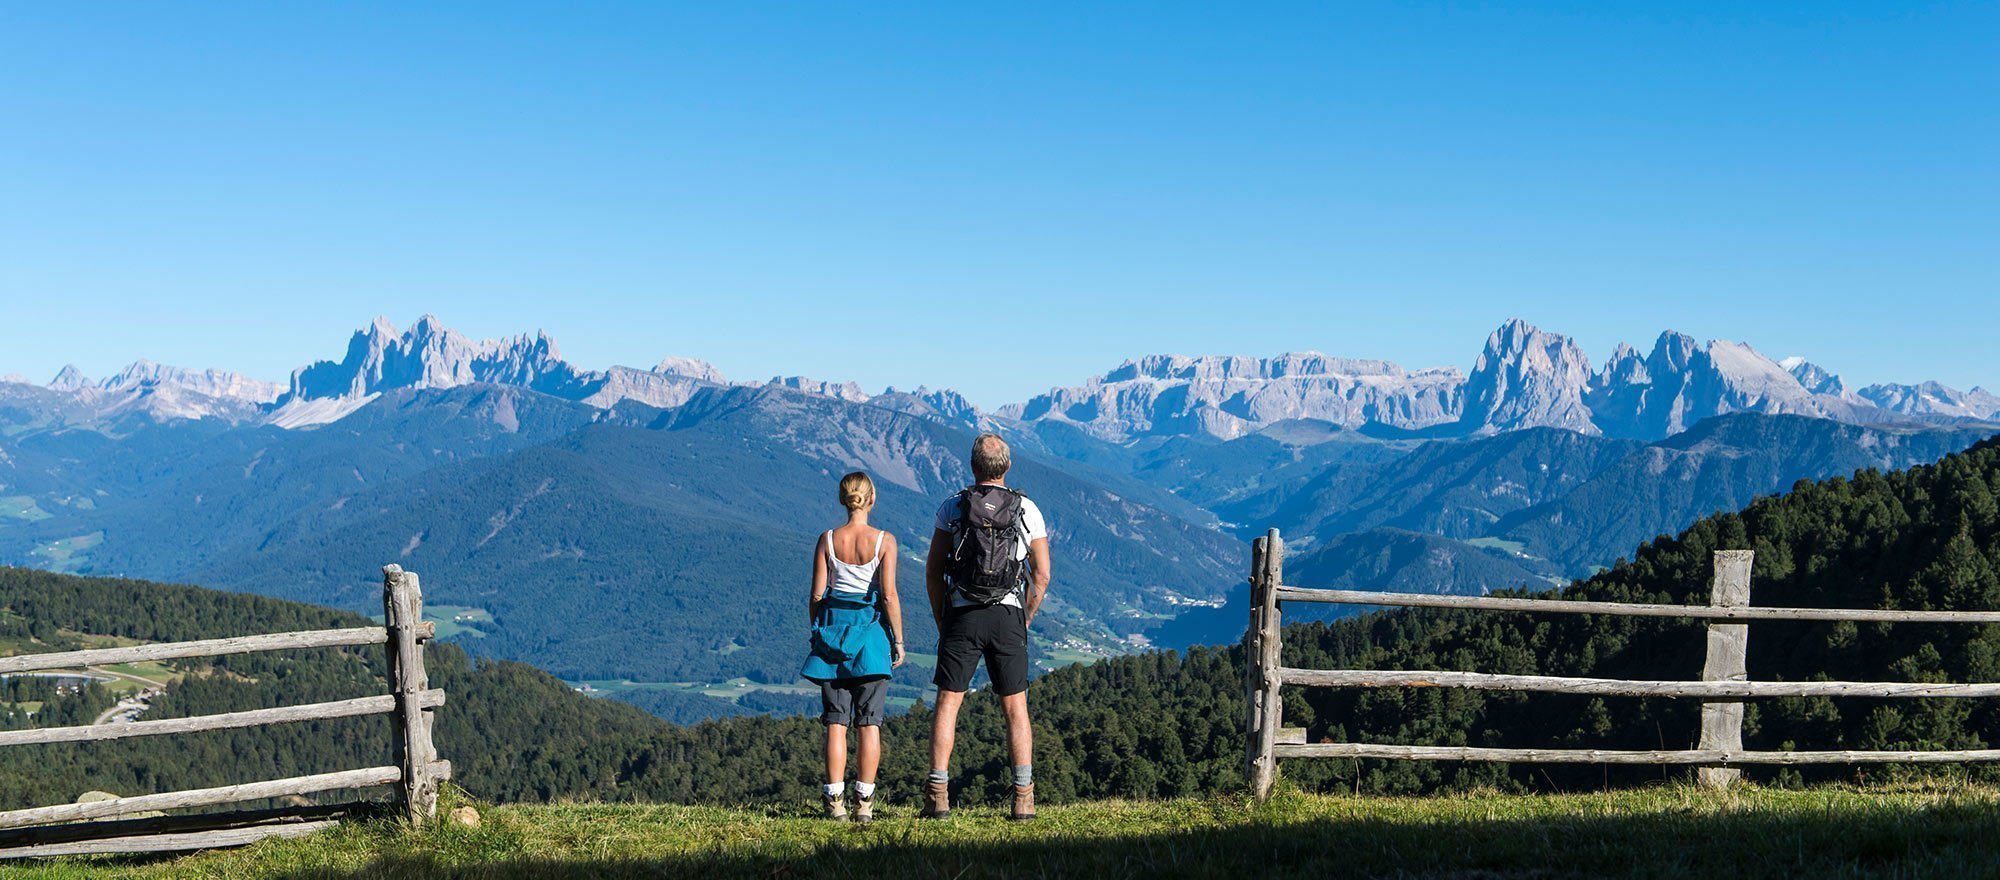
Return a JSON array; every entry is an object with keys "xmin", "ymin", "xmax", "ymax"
[
  {"xmin": 879, "ymin": 532, "xmax": 906, "ymax": 667},
  {"xmin": 809, "ymin": 532, "xmax": 829, "ymax": 624}
]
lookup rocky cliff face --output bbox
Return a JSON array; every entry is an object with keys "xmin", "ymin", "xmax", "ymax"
[
  {"xmin": 1856, "ymin": 382, "xmax": 2000, "ymax": 420},
  {"xmin": 261, "ymin": 317, "xmax": 753, "ymax": 427},
  {"xmin": 1584, "ymin": 332, "xmax": 1864, "ymax": 438},
  {"xmin": 1007, "ymin": 321, "xmax": 1994, "ymax": 442},
  {"xmin": 1782, "ymin": 358, "xmax": 1848, "ymax": 396},
  {"xmin": 101, "ymin": 360, "xmax": 283, "ymax": 403},
  {"xmin": 1000, "ymin": 352, "xmax": 1465, "ymax": 441},
  {"xmin": 14, "ymin": 315, "xmax": 1995, "ymax": 439},
  {"xmin": 1459, "ymin": 319, "xmax": 1596, "ymax": 435},
  {"xmin": 281, "ymin": 315, "xmax": 592, "ymax": 404},
  {"xmin": 870, "ymin": 386, "xmax": 983, "ymax": 428}
]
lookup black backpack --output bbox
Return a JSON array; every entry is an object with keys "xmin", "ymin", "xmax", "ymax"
[{"xmin": 947, "ymin": 485, "xmax": 1030, "ymax": 605}]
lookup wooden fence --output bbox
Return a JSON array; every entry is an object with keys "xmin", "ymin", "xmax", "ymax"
[
  {"xmin": 1243, "ymin": 528, "xmax": 2000, "ymax": 801},
  {"xmin": 0, "ymin": 565, "xmax": 450, "ymax": 858}
]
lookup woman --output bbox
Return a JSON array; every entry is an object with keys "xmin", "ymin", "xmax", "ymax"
[{"xmin": 801, "ymin": 471, "xmax": 905, "ymax": 822}]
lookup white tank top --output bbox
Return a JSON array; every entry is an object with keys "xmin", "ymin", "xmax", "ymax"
[{"xmin": 824, "ymin": 529, "xmax": 886, "ymax": 598}]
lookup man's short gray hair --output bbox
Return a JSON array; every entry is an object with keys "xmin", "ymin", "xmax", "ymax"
[{"xmin": 971, "ymin": 433, "xmax": 1011, "ymax": 481}]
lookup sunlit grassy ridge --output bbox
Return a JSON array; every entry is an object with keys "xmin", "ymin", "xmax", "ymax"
[{"xmin": 12, "ymin": 783, "xmax": 2000, "ymax": 879}]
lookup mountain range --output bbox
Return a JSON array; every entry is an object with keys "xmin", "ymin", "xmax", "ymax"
[
  {"xmin": 4, "ymin": 315, "xmax": 1995, "ymax": 720},
  {"xmin": 15, "ymin": 317, "xmax": 1997, "ymax": 442},
  {"xmin": 1003, "ymin": 319, "xmax": 2000, "ymax": 442}
]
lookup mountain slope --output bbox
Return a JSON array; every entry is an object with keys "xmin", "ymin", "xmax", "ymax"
[
  {"xmin": 172, "ymin": 385, "xmax": 1240, "ymax": 681},
  {"xmin": 1222, "ymin": 414, "xmax": 1995, "ymax": 587},
  {"xmin": 1276, "ymin": 432, "xmax": 2000, "ymax": 792},
  {"xmin": 0, "ymin": 385, "xmax": 602, "ymax": 577},
  {"xmin": 1495, "ymin": 414, "xmax": 1999, "ymax": 573}
]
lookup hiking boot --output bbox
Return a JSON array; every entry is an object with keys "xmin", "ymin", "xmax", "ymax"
[
  {"xmin": 921, "ymin": 779, "xmax": 951, "ymax": 820},
  {"xmin": 853, "ymin": 790, "xmax": 874, "ymax": 824},
  {"xmin": 823, "ymin": 790, "xmax": 848, "ymax": 821},
  {"xmin": 1010, "ymin": 783, "xmax": 1036, "ymax": 821}
]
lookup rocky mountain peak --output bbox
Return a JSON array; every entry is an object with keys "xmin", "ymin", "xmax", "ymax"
[
  {"xmin": 1645, "ymin": 330, "xmax": 1702, "ymax": 377},
  {"xmin": 653, "ymin": 357, "xmax": 727, "ymax": 384},
  {"xmin": 48, "ymin": 365, "xmax": 90, "ymax": 392},
  {"xmin": 282, "ymin": 316, "xmax": 588, "ymax": 405},
  {"xmin": 1459, "ymin": 319, "xmax": 1596, "ymax": 435},
  {"xmin": 767, "ymin": 376, "xmax": 870, "ymax": 402},
  {"xmin": 872, "ymin": 385, "xmax": 983, "ymax": 428},
  {"xmin": 1780, "ymin": 357, "xmax": 1847, "ymax": 396},
  {"xmin": 100, "ymin": 359, "xmax": 284, "ymax": 403},
  {"xmin": 1856, "ymin": 381, "xmax": 2000, "ymax": 420}
]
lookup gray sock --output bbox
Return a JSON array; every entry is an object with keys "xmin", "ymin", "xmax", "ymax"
[
  {"xmin": 1013, "ymin": 764, "xmax": 1033, "ymax": 787},
  {"xmin": 928, "ymin": 769, "xmax": 949, "ymax": 784}
]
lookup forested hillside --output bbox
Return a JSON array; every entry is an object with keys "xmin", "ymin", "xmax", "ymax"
[
  {"xmin": 7, "ymin": 434, "xmax": 2000, "ymax": 810},
  {"xmin": 0, "ymin": 382, "xmax": 1241, "ymax": 684}
]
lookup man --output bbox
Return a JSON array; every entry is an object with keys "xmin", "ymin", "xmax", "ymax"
[{"xmin": 923, "ymin": 433, "xmax": 1052, "ymax": 821}]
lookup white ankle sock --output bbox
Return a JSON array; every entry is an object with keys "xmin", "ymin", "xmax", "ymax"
[
  {"xmin": 854, "ymin": 781, "xmax": 876, "ymax": 799},
  {"xmin": 823, "ymin": 782, "xmax": 843, "ymax": 798}
]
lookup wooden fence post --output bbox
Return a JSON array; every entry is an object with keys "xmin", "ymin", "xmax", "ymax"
[
  {"xmin": 1697, "ymin": 550, "xmax": 1754, "ymax": 788},
  {"xmin": 1244, "ymin": 536, "xmax": 1268, "ymax": 782},
  {"xmin": 383, "ymin": 565, "xmax": 442, "ymax": 823},
  {"xmin": 1250, "ymin": 529, "xmax": 1285, "ymax": 801}
]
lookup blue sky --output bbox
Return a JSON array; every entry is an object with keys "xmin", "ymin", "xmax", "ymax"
[{"xmin": 2, "ymin": 2, "xmax": 1993, "ymax": 408}]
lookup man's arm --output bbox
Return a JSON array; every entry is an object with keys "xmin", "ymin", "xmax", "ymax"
[
  {"xmin": 1024, "ymin": 537, "xmax": 1051, "ymax": 626},
  {"xmin": 925, "ymin": 528, "xmax": 952, "ymax": 630}
]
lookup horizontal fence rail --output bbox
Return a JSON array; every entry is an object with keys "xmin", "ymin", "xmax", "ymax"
[
  {"xmin": 1274, "ymin": 587, "xmax": 2000, "ymax": 623},
  {"xmin": 1278, "ymin": 669, "xmax": 2000, "ymax": 700},
  {"xmin": 0, "ymin": 766, "xmax": 410, "ymax": 831},
  {"xmin": 1275, "ymin": 744, "xmax": 2000, "ymax": 765},
  {"xmin": 0, "ymin": 690, "xmax": 446, "ymax": 749},
  {"xmin": 0, "ymin": 623, "xmax": 435, "ymax": 676},
  {"xmin": 0, "ymin": 564, "xmax": 450, "ymax": 859},
  {"xmin": 1242, "ymin": 529, "xmax": 2000, "ymax": 801}
]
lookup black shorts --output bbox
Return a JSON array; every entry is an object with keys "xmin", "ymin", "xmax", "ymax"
[
  {"xmin": 933, "ymin": 603, "xmax": 1029, "ymax": 696},
  {"xmin": 820, "ymin": 677, "xmax": 888, "ymax": 727}
]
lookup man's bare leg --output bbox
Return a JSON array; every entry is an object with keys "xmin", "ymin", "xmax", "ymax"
[
  {"xmin": 930, "ymin": 689, "xmax": 965, "ymax": 771},
  {"xmin": 1001, "ymin": 690, "xmax": 1032, "ymax": 766}
]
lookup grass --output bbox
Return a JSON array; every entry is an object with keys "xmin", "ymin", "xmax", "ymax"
[
  {"xmin": 11, "ymin": 783, "xmax": 2000, "ymax": 878},
  {"xmin": 29, "ymin": 532, "xmax": 102, "ymax": 572},
  {"xmin": 0, "ymin": 497, "xmax": 51, "ymax": 522},
  {"xmin": 1466, "ymin": 536, "xmax": 1530, "ymax": 555},
  {"xmin": 420, "ymin": 606, "xmax": 492, "ymax": 641}
]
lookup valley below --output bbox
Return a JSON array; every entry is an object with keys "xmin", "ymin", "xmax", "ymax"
[{"xmin": 3, "ymin": 316, "xmax": 1997, "ymax": 723}]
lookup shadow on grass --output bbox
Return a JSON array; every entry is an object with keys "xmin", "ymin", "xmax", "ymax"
[{"xmin": 265, "ymin": 796, "xmax": 2000, "ymax": 880}]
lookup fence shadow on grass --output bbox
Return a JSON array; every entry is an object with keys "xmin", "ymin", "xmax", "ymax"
[{"xmin": 259, "ymin": 796, "xmax": 2000, "ymax": 880}]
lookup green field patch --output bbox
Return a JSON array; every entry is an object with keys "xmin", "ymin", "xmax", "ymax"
[
  {"xmin": 99, "ymin": 660, "xmax": 180, "ymax": 689},
  {"xmin": 0, "ymin": 495, "xmax": 51, "ymax": 522},
  {"xmin": 31, "ymin": 531, "xmax": 103, "ymax": 572},
  {"xmin": 1466, "ymin": 536, "xmax": 1530, "ymax": 555},
  {"xmin": 369, "ymin": 605, "xmax": 495, "ymax": 639},
  {"xmin": 425, "ymin": 605, "xmax": 494, "ymax": 640},
  {"xmin": 1040, "ymin": 646, "xmax": 1104, "ymax": 668}
]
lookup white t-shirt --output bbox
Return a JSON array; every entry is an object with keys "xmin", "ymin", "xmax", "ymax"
[{"xmin": 933, "ymin": 488, "xmax": 1048, "ymax": 609}]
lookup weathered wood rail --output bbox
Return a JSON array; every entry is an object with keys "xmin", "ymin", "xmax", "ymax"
[
  {"xmin": 0, "ymin": 565, "xmax": 450, "ymax": 858},
  {"xmin": 1243, "ymin": 528, "xmax": 2000, "ymax": 801}
]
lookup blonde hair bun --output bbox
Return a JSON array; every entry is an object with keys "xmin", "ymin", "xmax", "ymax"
[{"xmin": 839, "ymin": 471, "xmax": 876, "ymax": 511}]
